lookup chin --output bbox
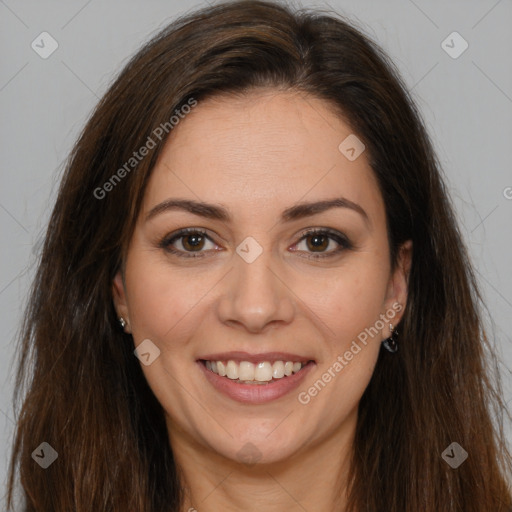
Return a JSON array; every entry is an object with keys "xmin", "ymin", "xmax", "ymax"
[{"xmin": 202, "ymin": 424, "xmax": 308, "ymax": 466}]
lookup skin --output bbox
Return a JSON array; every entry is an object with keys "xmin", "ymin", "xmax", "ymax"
[{"xmin": 113, "ymin": 89, "xmax": 412, "ymax": 512}]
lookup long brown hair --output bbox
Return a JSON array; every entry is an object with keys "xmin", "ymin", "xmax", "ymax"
[{"xmin": 7, "ymin": 1, "xmax": 512, "ymax": 510}]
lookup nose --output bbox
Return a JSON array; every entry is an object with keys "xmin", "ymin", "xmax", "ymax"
[{"xmin": 216, "ymin": 243, "xmax": 295, "ymax": 334}]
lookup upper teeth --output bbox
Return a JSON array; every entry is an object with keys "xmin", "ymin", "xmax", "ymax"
[{"xmin": 205, "ymin": 360, "xmax": 305, "ymax": 382}]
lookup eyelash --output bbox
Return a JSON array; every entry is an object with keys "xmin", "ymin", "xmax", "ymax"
[{"xmin": 159, "ymin": 227, "xmax": 353, "ymax": 260}]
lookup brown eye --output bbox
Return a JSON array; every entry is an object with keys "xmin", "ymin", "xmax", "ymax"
[
  {"xmin": 305, "ymin": 233, "xmax": 330, "ymax": 252},
  {"xmin": 181, "ymin": 233, "xmax": 206, "ymax": 251},
  {"xmin": 160, "ymin": 228, "xmax": 218, "ymax": 258},
  {"xmin": 292, "ymin": 229, "xmax": 352, "ymax": 259}
]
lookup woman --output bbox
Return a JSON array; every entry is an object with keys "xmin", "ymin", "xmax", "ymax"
[{"xmin": 6, "ymin": 0, "xmax": 512, "ymax": 510}]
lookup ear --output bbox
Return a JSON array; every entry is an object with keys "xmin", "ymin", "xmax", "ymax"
[
  {"xmin": 383, "ymin": 240, "xmax": 412, "ymax": 334},
  {"xmin": 112, "ymin": 270, "xmax": 131, "ymax": 333}
]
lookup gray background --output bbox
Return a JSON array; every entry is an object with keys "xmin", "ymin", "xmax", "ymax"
[{"xmin": 1, "ymin": 0, "xmax": 511, "ymax": 505}]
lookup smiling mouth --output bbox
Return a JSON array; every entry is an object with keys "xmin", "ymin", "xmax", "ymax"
[{"xmin": 199, "ymin": 359, "xmax": 314, "ymax": 385}]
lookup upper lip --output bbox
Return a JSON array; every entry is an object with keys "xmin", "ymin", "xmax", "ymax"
[{"xmin": 198, "ymin": 351, "xmax": 315, "ymax": 364}]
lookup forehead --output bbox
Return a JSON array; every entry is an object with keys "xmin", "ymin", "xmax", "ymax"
[{"xmin": 143, "ymin": 89, "xmax": 383, "ymax": 222}]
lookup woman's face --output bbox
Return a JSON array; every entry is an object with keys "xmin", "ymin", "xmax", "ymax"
[{"xmin": 113, "ymin": 89, "xmax": 410, "ymax": 465}]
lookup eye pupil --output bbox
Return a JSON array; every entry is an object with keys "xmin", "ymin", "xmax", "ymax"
[
  {"xmin": 183, "ymin": 234, "xmax": 204, "ymax": 251},
  {"xmin": 307, "ymin": 234, "xmax": 328, "ymax": 252}
]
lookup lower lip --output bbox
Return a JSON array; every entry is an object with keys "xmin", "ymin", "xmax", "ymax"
[{"xmin": 198, "ymin": 360, "xmax": 315, "ymax": 404}]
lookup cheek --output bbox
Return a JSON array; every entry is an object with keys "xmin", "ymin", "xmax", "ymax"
[
  {"xmin": 297, "ymin": 257, "xmax": 390, "ymax": 352},
  {"xmin": 124, "ymin": 252, "xmax": 208, "ymax": 346},
  {"xmin": 296, "ymin": 267, "xmax": 386, "ymax": 425},
  {"xmin": 300, "ymin": 260, "xmax": 387, "ymax": 420},
  {"xmin": 298, "ymin": 346, "xmax": 379, "ymax": 438}
]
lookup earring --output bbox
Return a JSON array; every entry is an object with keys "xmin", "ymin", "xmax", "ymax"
[
  {"xmin": 119, "ymin": 317, "xmax": 127, "ymax": 330},
  {"xmin": 382, "ymin": 323, "xmax": 398, "ymax": 353}
]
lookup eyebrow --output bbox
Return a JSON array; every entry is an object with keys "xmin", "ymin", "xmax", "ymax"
[{"xmin": 145, "ymin": 197, "xmax": 370, "ymax": 226}]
